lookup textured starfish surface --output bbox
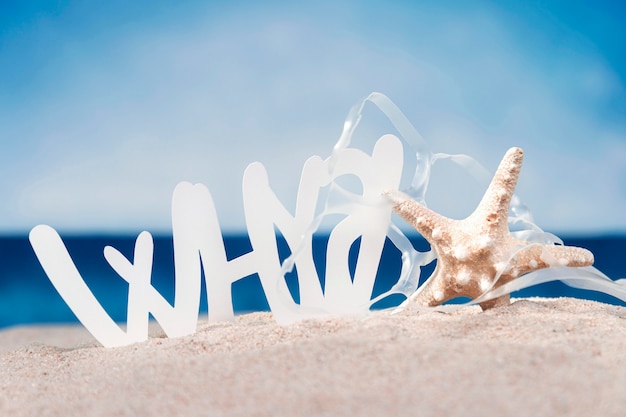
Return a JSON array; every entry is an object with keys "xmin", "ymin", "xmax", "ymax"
[{"xmin": 385, "ymin": 147, "xmax": 594, "ymax": 310}]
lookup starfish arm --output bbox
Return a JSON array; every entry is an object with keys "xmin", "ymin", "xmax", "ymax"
[
  {"xmin": 405, "ymin": 269, "xmax": 452, "ymax": 307},
  {"xmin": 506, "ymin": 243, "xmax": 594, "ymax": 278},
  {"xmin": 540, "ymin": 244, "xmax": 595, "ymax": 267},
  {"xmin": 384, "ymin": 190, "xmax": 450, "ymax": 241},
  {"xmin": 473, "ymin": 147, "xmax": 524, "ymax": 231}
]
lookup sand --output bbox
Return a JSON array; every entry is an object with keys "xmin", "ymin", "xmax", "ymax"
[{"xmin": 1, "ymin": 297, "xmax": 625, "ymax": 416}]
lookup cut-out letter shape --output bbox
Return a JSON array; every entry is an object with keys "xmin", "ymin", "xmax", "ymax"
[
  {"xmin": 30, "ymin": 225, "xmax": 143, "ymax": 347},
  {"xmin": 243, "ymin": 134, "xmax": 404, "ymax": 321},
  {"xmin": 30, "ymin": 134, "xmax": 406, "ymax": 345}
]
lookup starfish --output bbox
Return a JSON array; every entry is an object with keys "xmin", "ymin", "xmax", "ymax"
[{"xmin": 385, "ymin": 147, "xmax": 594, "ymax": 310}]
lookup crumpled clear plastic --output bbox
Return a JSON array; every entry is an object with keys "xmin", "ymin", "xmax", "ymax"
[{"xmin": 288, "ymin": 92, "xmax": 626, "ymax": 311}]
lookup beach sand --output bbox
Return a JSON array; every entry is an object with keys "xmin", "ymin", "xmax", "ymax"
[{"xmin": 1, "ymin": 297, "xmax": 625, "ymax": 416}]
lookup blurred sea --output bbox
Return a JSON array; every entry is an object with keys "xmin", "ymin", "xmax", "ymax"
[{"xmin": 0, "ymin": 234, "xmax": 625, "ymax": 328}]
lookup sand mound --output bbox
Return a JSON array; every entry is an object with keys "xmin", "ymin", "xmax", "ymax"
[{"xmin": 1, "ymin": 297, "xmax": 625, "ymax": 416}]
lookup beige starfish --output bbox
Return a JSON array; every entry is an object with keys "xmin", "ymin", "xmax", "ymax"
[{"xmin": 385, "ymin": 147, "xmax": 594, "ymax": 310}]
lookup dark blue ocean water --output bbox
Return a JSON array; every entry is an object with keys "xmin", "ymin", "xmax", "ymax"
[{"xmin": 0, "ymin": 234, "xmax": 625, "ymax": 328}]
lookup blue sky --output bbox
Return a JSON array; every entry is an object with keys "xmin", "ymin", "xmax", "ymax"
[{"xmin": 0, "ymin": 0, "xmax": 624, "ymax": 235}]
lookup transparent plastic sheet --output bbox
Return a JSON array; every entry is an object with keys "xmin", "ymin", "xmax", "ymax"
[
  {"xmin": 466, "ymin": 245, "xmax": 626, "ymax": 309},
  {"xmin": 471, "ymin": 267, "xmax": 626, "ymax": 307},
  {"xmin": 273, "ymin": 92, "xmax": 434, "ymax": 316},
  {"xmin": 278, "ymin": 92, "xmax": 626, "ymax": 314}
]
